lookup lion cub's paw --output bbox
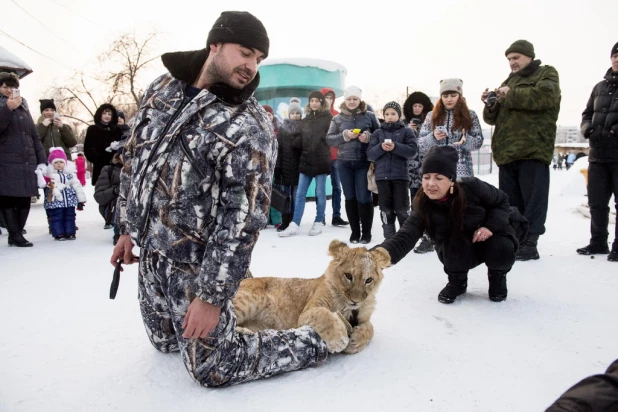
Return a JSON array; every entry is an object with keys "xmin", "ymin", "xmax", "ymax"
[
  {"xmin": 343, "ymin": 323, "xmax": 374, "ymax": 354},
  {"xmin": 315, "ymin": 314, "xmax": 350, "ymax": 353}
]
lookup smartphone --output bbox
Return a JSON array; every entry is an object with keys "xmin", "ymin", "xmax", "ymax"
[
  {"xmin": 11, "ymin": 88, "xmax": 20, "ymax": 98},
  {"xmin": 384, "ymin": 139, "xmax": 392, "ymax": 143},
  {"xmin": 352, "ymin": 128, "xmax": 361, "ymax": 134},
  {"xmin": 435, "ymin": 126, "xmax": 447, "ymax": 134},
  {"xmin": 53, "ymin": 113, "xmax": 60, "ymax": 119}
]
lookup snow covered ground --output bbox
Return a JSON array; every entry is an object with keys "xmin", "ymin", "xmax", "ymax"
[{"xmin": 1, "ymin": 166, "xmax": 616, "ymax": 412}]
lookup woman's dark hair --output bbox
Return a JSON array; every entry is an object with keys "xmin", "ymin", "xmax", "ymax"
[
  {"xmin": 431, "ymin": 95, "xmax": 472, "ymax": 132},
  {"xmin": 413, "ymin": 181, "xmax": 467, "ymax": 252}
]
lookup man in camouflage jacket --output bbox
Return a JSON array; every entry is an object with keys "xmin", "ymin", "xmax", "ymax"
[
  {"xmin": 482, "ymin": 40, "xmax": 561, "ymax": 261},
  {"xmin": 110, "ymin": 11, "xmax": 329, "ymax": 387}
]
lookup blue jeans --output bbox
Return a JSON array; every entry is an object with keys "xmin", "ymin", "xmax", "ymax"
[
  {"xmin": 293, "ymin": 173, "xmax": 326, "ymax": 225},
  {"xmin": 331, "ymin": 160, "xmax": 342, "ymax": 217},
  {"xmin": 338, "ymin": 160, "xmax": 372, "ymax": 204}
]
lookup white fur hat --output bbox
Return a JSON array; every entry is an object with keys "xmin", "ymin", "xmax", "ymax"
[
  {"xmin": 344, "ymin": 86, "xmax": 362, "ymax": 100},
  {"xmin": 439, "ymin": 78, "xmax": 464, "ymax": 96}
]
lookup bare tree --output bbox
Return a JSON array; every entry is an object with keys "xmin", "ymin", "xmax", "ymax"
[{"xmin": 46, "ymin": 31, "xmax": 161, "ymax": 131}]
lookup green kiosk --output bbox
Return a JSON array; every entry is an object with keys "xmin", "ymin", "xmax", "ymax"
[{"xmin": 255, "ymin": 58, "xmax": 347, "ymax": 198}]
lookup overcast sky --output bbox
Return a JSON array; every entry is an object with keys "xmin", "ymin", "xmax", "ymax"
[{"xmin": 3, "ymin": 0, "xmax": 617, "ymax": 128}]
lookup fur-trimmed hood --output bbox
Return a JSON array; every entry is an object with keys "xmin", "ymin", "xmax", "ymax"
[
  {"xmin": 403, "ymin": 92, "xmax": 434, "ymax": 123},
  {"xmin": 160, "ymin": 48, "xmax": 261, "ymax": 106},
  {"xmin": 338, "ymin": 101, "xmax": 368, "ymax": 115},
  {"xmin": 46, "ymin": 161, "xmax": 77, "ymax": 177},
  {"xmin": 94, "ymin": 104, "xmax": 119, "ymax": 128},
  {"xmin": 305, "ymin": 98, "xmax": 331, "ymax": 115}
]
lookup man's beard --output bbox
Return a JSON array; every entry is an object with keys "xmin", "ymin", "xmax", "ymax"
[{"xmin": 207, "ymin": 54, "xmax": 252, "ymax": 90}]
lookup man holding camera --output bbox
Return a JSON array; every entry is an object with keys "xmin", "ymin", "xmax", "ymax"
[
  {"xmin": 482, "ymin": 40, "xmax": 561, "ymax": 261},
  {"xmin": 576, "ymin": 42, "xmax": 618, "ymax": 261}
]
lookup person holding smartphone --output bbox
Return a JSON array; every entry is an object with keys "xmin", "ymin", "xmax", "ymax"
[
  {"xmin": 0, "ymin": 72, "xmax": 47, "ymax": 247},
  {"xmin": 415, "ymin": 78, "xmax": 484, "ymax": 254},
  {"xmin": 36, "ymin": 99, "xmax": 77, "ymax": 158}
]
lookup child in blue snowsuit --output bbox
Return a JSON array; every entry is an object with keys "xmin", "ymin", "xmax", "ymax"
[{"xmin": 37, "ymin": 147, "xmax": 87, "ymax": 240}]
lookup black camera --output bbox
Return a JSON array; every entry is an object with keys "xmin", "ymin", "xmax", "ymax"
[
  {"xmin": 484, "ymin": 91, "xmax": 498, "ymax": 106},
  {"xmin": 410, "ymin": 118, "xmax": 422, "ymax": 125}
]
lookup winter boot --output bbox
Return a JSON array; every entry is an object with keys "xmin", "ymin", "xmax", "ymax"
[
  {"xmin": 516, "ymin": 233, "xmax": 540, "ymax": 261},
  {"xmin": 382, "ymin": 223, "xmax": 396, "ymax": 239},
  {"xmin": 359, "ymin": 202, "xmax": 374, "ymax": 244},
  {"xmin": 414, "ymin": 234, "xmax": 435, "ymax": 254},
  {"xmin": 277, "ymin": 213, "xmax": 292, "ymax": 232},
  {"xmin": 438, "ymin": 273, "xmax": 468, "ymax": 304},
  {"xmin": 331, "ymin": 216, "xmax": 349, "ymax": 227},
  {"xmin": 608, "ymin": 244, "xmax": 618, "ymax": 262},
  {"xmin": 488, "ymin": 270, "xmax": 508, "ymax": 302},
  {"xmin": 1, "ymin": 208, "xmax": 33, "ymax": 247},
  {"xmin": 16, "ymin": 204, "xmax": 30, "ymax": 235},
  {"xmin": 576, "ymin": 243, "xmax": 609, "ymax": 255},
  {"xmin": 345, "ymin": 199, "xmax": 360, "ymax": 243}
]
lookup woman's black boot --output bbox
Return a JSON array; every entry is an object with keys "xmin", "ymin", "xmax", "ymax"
[
  {"xmin": 438, "ymin": 273, "xmax": 468, "ymax": 304},
  {"xmin": 488, "ymin": 270, "xmax": 508, "ymax": 302}
]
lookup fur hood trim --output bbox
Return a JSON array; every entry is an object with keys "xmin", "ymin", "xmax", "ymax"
[
  {"xmin": 339, "ymin": 101, "xmax": 368, "ymax": 115},
  {"xmin": 94, "ymin": 104, "xmax": 119, "ymax": 128}
]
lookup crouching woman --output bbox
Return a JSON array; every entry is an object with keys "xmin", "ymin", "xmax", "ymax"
[{"xmin": 375, "ymin": 146, "xmax": 518, "ymax": 304}]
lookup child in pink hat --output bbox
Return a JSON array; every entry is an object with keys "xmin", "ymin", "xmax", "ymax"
[{"xmin": 35, "ymin": 148, "xmax": 87, "ymax": 240}]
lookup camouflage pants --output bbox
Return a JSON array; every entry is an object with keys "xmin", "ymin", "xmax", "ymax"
[{"xmin": 138, "ymin": 248, "xmax": 329, "ymax": 387}]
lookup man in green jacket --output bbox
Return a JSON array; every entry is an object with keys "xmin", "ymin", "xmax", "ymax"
[
  {"xmin": 482, "ymin": 40, "xmax": 561, "ymax": 261},
  {"xmin": 36, "ymin": 99, "xmax": 77, "ymax": 158}
]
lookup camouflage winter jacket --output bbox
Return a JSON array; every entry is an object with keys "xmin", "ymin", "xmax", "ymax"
[
  {"xmin": 484, "ymin": 61, "xmax": 561, "ymax": 166},
  {"xmin": 116, "ymin": 49, "xmax": 276, "ymax": 307}
]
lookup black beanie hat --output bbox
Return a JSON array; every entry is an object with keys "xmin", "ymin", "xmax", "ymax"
[
  {"xmin": 612, "ymin": 42, "xmax": 618, "ymax": 57},
  {"xmin": 422, "ymin": 146, "xmax": 459, "ymax": 181},
  {"xmin": 505, "ymin": 39, "xmax": 535, "ymax": 59},
  {"xmin": 207, "ymin": 11, "xmax": 269, "ymax": 57},
  {"xmin": 308, "ymin": 91, "xmax": 325, "ymax": 103},
  {"xmin": 116, "ymin": 109, "xmax": 126, "ymax": 121},
  {"xmin": 383, "ymin": 101, "xmax": 402, "ymax": 119},
  {"xmin": 40, "ymin": 99, "xmax": 56, "ymax": 112}
]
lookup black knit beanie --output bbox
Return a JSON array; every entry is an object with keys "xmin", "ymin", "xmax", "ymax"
[
  {"xmin": 383, "ymin": 101, "xmax": 402, "ymax": 119},
  {"xmin": 505, "ymin": 40, "xmax": 535, "ymax": 59},
  {"xmin": 116, "ymin": 110, "xmax": 126, "ymax": 121},
  {"xmin": 422, "ymin": 146, "xmax": 459, "ymax": 181},
  {"xmin": 612, "ymin": 42, "xmax": 618, "ymax": 57},
  {"xmin": 207, "ymin": 11, "xmax": 269, "ymax": 57},
  {"xmin": 308, "ymin": 91, "xmax": 325, "ymax": 103},
  {"xmin": 40, "ymin": 99, "xmax": 56, "ymax": 112}
]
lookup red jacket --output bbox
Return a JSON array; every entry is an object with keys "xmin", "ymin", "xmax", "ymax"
[{"xmin": 321, "ymin": 87, "xmax": 339, "ymax": 161}]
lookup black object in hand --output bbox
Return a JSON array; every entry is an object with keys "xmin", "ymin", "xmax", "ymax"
[
  {"xmin": 77, "ymin": 202, "xmax": 85, "ymax": 211},
  {"xmin": 483, "ymin": 91, "xmax": 498, "ymax": 106},
  {"xmin": 110, "ymin": 261, "xmax": 122, "ymax": 299}
]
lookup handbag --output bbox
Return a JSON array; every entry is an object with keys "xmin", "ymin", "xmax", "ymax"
[
  {"xmin": 367, "ymin": 162, "xmax": 379, "ymax": 194},
  {"xmin": 270, "ymin": 186, "xmax": 291, "ymax": 214}
]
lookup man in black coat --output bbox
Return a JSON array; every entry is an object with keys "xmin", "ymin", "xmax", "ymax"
[{"xmin": 576, "ymin": 42, "xmax": 618, "ymax": 262}]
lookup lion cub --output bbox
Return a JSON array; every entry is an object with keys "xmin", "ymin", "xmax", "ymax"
[{"xmin": 233, "ymin": 240, "xmax": 390, "ymax": 354}]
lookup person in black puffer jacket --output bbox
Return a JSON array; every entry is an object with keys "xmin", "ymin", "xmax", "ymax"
[
  {"xmin": 576, "ymin": 42, "xmax": 618, "ymax": 262},
  {"xmin": 273, "ymin": 101, "xmax": 303, "ymax": 231},
  {"xmin": 367, "ymin": 101, "xmax": 418, "ymax": 239},
  {"xmin": 83, "ymin": 103, "xmax": 122, "ymax": 186},
  {"xmin": 278, "ymin": 91, "xmax": 332, "ymax": 238},
  {"xmin": 375, "ymin": 146, "xmax": 518, "ymax": 304},
  {"xmin": 94, "ymin": 152, "xmax": 123, "ymax": 244},
  {"xmin": 327, "ymin": 86, "xmax": 380, "ymax": 244}
]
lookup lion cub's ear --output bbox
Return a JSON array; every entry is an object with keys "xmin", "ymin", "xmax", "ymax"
[
  {"xmin": 370, "ymin": 247, "xmax": 391, "ymax": 269},
  {"xmin": 328, "ymin": 239, "xmax": 349, "ymax": 259}
]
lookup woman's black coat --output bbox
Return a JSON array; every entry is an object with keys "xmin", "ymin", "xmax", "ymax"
[
  {"xmin": 379, "ymin": 177, "xmax": 517, "ymax": 265},
  {"xmin": 274, "ymin": 118, "xmax": 302, "ymax": 186}
]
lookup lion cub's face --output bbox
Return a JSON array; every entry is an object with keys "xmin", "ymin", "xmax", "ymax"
[{"xmin": 326, "ymin": 240, "xmax": 391, "ymax": 308}]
